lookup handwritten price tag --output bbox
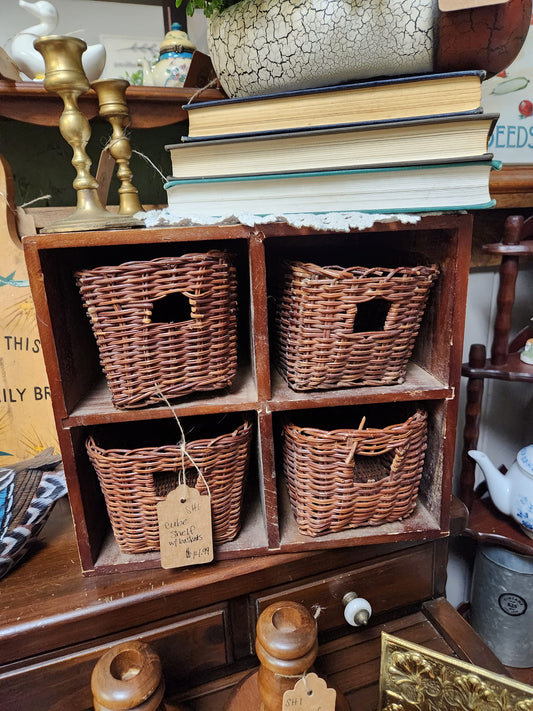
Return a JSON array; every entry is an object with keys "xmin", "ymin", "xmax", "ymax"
[
  {"xmin": 283, "ymin": 673, "xmax": 336, "ymax": 710},
  {"xmin": 157, "ymin": 485, "xmax": 214, "ymax": 569}
]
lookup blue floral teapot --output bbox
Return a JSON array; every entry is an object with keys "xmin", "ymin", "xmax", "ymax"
[
  {"xmin": 469, "ymin": 445, "xmax": 533, "ymax": 538},
  {"xmin": 138, "ymin": 23, "xmax": 195, "ymax": 88}
]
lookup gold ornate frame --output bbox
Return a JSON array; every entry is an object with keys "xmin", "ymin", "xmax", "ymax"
[{"xmin": 379, "ymin": 633, "xmax": 533, "ymax": 710}]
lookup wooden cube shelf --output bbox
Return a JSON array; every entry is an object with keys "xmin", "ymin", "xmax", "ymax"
[{"xmin": 23, "ymin": 213, "xmax": 472, "ymax": 575}]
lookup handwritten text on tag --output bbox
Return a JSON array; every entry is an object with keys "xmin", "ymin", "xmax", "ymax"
[
  {"xmin": 283, "ymin": 673, "xmax": 336, "ymax": 710},
  {"xmin": 157, "ymin": 485, "xmax": 214, "ymax": 569}
]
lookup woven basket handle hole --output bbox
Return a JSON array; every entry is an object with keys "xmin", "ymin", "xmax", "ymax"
[
  {"xmin": 352, "ymin": 451, "xmax": 395, "ymax": 484},
  {"xmin": 150, "ymin": 291, "xmax": 192, "ymax": 326},
  {"xmin": 352, "ymin": 298, "xmax": 390, "ymax": 334}
]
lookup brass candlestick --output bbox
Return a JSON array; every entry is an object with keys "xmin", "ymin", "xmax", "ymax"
[
  {"xmin": 34, "ymin": 35, "xmax": 140, "ymax": 233},
  {"xmin": 92, "ymin": 78, "xmax": 144, "ymax": 216}
]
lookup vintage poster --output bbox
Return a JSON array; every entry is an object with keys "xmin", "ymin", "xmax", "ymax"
[{"xmin": 482, "ymin": 11, "xmax": 533, "ymax": 163}]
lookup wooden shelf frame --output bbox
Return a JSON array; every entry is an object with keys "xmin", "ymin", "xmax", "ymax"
[{"xmin": 23, "ymin": 213, "xmax": 473, "ymax": 575}]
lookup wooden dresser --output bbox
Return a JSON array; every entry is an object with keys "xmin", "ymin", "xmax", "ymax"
[{"xmin": 0, "ymin": 497, "xmax": 511, "ymax": 711}]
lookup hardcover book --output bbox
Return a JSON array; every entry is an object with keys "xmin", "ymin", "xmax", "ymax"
[
  {"xmin": 164, "ymin": 158, "xmax": 498, "ymax": 218},
  {"xmin": 183, "ymin": 70, "xmax": 486, "ymax": 140},
  {"xmin": 167, "ymin": 114, "xmax": 498, "ymax": 179}
]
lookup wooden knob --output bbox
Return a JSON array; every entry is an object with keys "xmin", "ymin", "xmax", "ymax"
[{"xmin": 91, "ymin": 640, "xmax": 165, "ymax": 711}]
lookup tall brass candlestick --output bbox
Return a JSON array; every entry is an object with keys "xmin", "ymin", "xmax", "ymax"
[
  {"xmin": 34, "ymin": 36, "xmax": 140, "ymax": 233},
  {"xmin": 92, "ymin": 78, "xmax": 144, "ymax": 216}
]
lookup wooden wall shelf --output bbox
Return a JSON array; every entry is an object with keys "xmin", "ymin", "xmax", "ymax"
[
  {"xmin": 23, "ymin": 213, "xmax": 472, "ymax": 576},
  {"xmin": 490, "ymin": 166, "xmax": 533, "ymax": 208},
  {"xmin": 465, "ymin": 494, "xmax": 533, "ymax": 558},
  {"xmin": 0, "ymin": 80, "xmax": 225, "ymax": 128}
]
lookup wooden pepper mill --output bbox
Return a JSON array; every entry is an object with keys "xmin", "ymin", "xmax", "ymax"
[
  {"xmin": 225, "ymin": 600, "xmax": 349, "ymax": 710},
  {"xmin": 91, "ymin": 639, "xmax": 187, "ymax": 711}
]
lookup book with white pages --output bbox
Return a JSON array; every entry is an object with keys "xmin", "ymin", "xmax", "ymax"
[{"xmin": 165, "ymin": 157, "xmax": 499, "ymax": 219}]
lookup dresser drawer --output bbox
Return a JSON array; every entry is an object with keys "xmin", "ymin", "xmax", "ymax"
[
  {"xmin": 0, "ymin": 604, "xmax": 230, "ymax": 711},
  {"xmin": 250, "ymin": 544, "xmax": 436, "ymax": 636}
]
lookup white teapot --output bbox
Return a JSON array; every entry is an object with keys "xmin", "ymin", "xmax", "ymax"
[
  {"xmin": 138, "ymin": 22, "xmax": 195, "ymax": 88},
  {"xmin": 469, "ymin": 445, "xmax": 533, "ymax": 538}
]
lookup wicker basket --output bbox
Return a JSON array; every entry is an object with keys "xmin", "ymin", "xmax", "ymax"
[
  {"xmin": 275, "ymin": 260, "xmax": 439, "ymax": 390},
  {"xmin": 86, "ymin": 418, "xmax": 252, "ymax": 554},
  {"xmin": 76, "ymin": 250, "xmax": 238, "ymax": 408},
  {"xmin": 282, "ymin": 408, "xmax": 428, "ymax": 537}
]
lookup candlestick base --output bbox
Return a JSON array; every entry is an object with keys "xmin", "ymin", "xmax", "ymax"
[{"xmin": 40, "ymin": 198, "xmax": 143, "ymax": 233}]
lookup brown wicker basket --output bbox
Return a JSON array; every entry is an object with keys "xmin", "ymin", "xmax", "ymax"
[
  {"xmin": 282, "ymin": 408, "xmax": 428, "ymax": 537},
  {"xmin": 76, "ymin": 250, "xmax": 238, "ymax": 408},
  {"xmin": 275, "ymin": 260, "xmax": 439, "ymax": 390},
  {"xmin": 86, "ymin": 418, "xmax": 252, "ymax": 554}
]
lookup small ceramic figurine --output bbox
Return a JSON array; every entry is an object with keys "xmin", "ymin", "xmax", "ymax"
[
  {"xmin": 469, "ymin": 445, "xmax": 533, "ymax": 538},
  {"xmin": 138, "ymin": 22, "xmax": 195, "ymax": 88},
  {"xmin": 521, "ymin": 337, "xmax": 533, "ymax": 365},
  {"xmin": 10, "ymin": 0, "xmax": 105, "ymax": 81}
]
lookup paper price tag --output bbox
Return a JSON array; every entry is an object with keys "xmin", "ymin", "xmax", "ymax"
[
  {"xmin": 439, "ymin": 0, "xmax": 508, "ymax": 11},
  {"xmin": 157, "ymin": 485, "xmax": 214, "ymax": 569},
  {"xmin": 283, "ymin": 673, "xmax": 336, "ymax": 710}
]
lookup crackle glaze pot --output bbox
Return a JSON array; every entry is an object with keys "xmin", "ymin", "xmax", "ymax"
[{"xmin": 207, "ymin": 0, "xmax": 531, "ymax": 98}]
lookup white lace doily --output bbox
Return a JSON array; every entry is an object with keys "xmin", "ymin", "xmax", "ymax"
[{"xmin": 137, "ymin": 208, "xmax": 422, "ymax": 232}]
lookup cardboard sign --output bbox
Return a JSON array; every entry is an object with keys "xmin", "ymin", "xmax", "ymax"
[
  {"xmin": 157, "ymin": 485, "xmax": 214, "ymax": 569},
  {"xmin": 283, "ymin": 673, "xmax": 336, "ymax": 710},
  {"xmin": 439, "ymin": 0, "xmax": 509, "ymax": 11},
  {"xmin": 0, "ymin": 156, "xmax": 58, "ymax": 466}
]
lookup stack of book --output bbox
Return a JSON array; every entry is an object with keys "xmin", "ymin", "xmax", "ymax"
[{"xmin": 165, "ymin": 70, "xmax": 499, "ymax": 217}]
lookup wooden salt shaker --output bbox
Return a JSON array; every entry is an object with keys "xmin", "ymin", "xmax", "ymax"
[
  {"xmin": 91, "ymin": 639, "xmax": 187, "ymax": 711},
  {"xmin": 225, "ymin": 600, "xmax": 349, "ymax": 710}
]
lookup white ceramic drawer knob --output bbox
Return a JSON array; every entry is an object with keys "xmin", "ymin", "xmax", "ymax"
[{"xmin": 342, "ymin": 592, "xmax": 372, "ymax": 627}]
